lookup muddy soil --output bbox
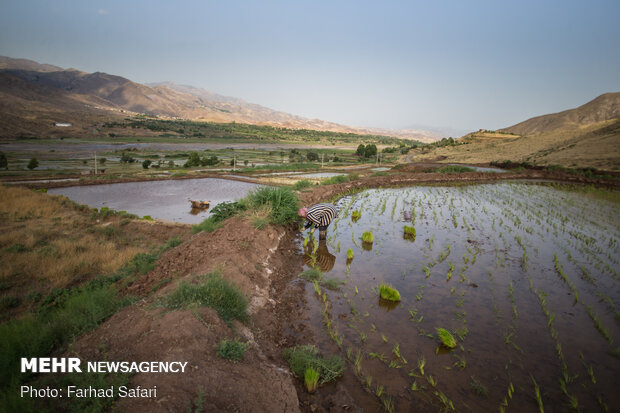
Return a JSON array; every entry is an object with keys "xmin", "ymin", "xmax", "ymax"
[{"xmin": 62, "ymin": 168, "xmax": 618, "ymax": 413}]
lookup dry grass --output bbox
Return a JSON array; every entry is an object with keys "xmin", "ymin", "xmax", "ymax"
[
  {"xmin": 415, "ymin": 119, "xmax": 619, "ymax": 170},
  {"xmin": 0, "ymin": 185, "xmax": 150, "ymax": 304}
]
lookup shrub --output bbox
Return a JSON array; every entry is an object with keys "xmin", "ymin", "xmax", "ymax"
[
  {"xmin": 142, "ymin": 159, "xmax": 152, "ymax": 169},
  {"xmin": 217, "ymin": 339, "xmax": 249, "ymax": 362},
  {"xmin": 163, "ymin": 272, "xmax": 248, "ymax": 324},
  {"xmin": 379, "ymin": 283, "xmax": 401, "ymax": 302},
  {"xmin": 436, "ymin": 328, "xmax": 457, "ymax": 348},
  {"xmin": 362, "ymin": 231, "xmax": 373, "ymax": 243},
  {"xmin": 27, "ymin": 158, "xmax": 39, "ymax": 170},
  {"xmin": 293, "ymin": 179, "xmax": 313, "ymax": 190},
  {"xmin": 283, "ymin": 345, "xmax": 344, "ymax": 384}
]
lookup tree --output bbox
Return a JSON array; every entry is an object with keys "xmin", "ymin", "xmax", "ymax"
[
  {"xmin": 142, "ymin": 160, "xmax": 152, "ymax": 169},
  {"xmin": 99, "ymin": 157, "xmax": 107, "ymax": 165},
  {"xmin": 120, "ymin": 153, "xmax": 135, "ymax": 163},
  {"xmin": 356, "ymin": 144, "xmax": 366, "ymax": 157},
  {"xmin": 27, "ymin": 158, "xmax": 39, "ymax": 170},
  {"xmin": 184, "ymin": 152, "xmax": 201, "ymax": 167},
  {"xmin": 0, "ymin": 152, "xmax": 7, "ymax": 169},
  {"xmin": 306, "ymin": 151, "xmax": 319, "ymax": 162},
  {"xmin": 364, "ymin": 144, "xmax": 377, "ymax": 159}
]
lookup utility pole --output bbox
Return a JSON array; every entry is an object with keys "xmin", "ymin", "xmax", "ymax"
[
  {"xmin": 233, "ymin": 153, "xmax": 236, "ymax": 171},
  {"xmin": 321, "ymin": 153, "xmax": 324, "ymax": 168},
  {"xmin": 94, "ymin": 152, "xmax": 97, "ymax": 175}
]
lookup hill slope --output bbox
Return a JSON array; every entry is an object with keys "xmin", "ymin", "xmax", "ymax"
[
  {"xmin": 0, "ymin": 56, "xmax": 437, "ymax": 141},
  {"xmin": 502, "ymin": 92, "xmax": 620, "ymax": 135},
  {"xmin": 415, "ymin": 93, "xmax": 620, "ymax": 170}
]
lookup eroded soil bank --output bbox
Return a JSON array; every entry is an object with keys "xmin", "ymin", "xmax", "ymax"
[{"xmin": 62, "ymin": 171, "xmax": 618, "ymax": 412}]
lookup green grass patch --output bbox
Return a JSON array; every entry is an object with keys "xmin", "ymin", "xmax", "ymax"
[
  {"xmin": 242, "ymin": 186, "xmax": 299, "ymax": 225},
  {"xmin": 321, "ymin": 174, "xmax": 349, "ymax": 185},
  {"xmin": 379, "ymin": 283, "xmax": 401, "ymax": 302},
  {"xmin": 217, "ymin": 339, "xmax": 249, "ymax": 362},
  {"xmin": 283, "ymin": 345, "xmax": 344, "ymax": 384},
  {"xmin": 192, "ymin": 217, "xmax": 223, "ymax": 234},
  {"xmin": 293, "ymin": 179, "xmax": 313, "ymax": 190},
  {"xmin": 163, "ymin": 272, "xmax": 248, "ymax": 324}
]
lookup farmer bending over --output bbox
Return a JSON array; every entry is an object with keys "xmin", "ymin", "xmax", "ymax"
[{"xmin": 298, "ymin": 203, "xmax": 337, "ymax": 240}]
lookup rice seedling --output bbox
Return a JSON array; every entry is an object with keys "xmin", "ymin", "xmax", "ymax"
[
  {"xmin": 354, "ymin": 350, "xmax": 363, "ymax": 376},
  {"xmin": 283, "ymin": 345, "xmax": 345, "ymax": 384},
  {"xmin": 447, "ymin": 262, "xmax": 454, "ymax": 281},
  {"xmin": 379, "ymin": 283, "xmax": 401, "ymax": 302},
  {"xmin": 346, "ymin": 248, "xmax": 354, "ymax": 260},
  {"xmin": 435, "ymin": 390, "xmax": 455, "ymax": 411},
  {"xmin": 470, "ymin": 376, "xmax": 488, "ymax": 397},
  {"xmin": 375, "ymin": 384, "xmax": 384, "ymax": 397},
  {"xmin": 427, "ymin": 375, "xmax": 437, "ymax": 387},
  {"xmin": 351, "ymin": 210, "xmax": 361, "ymax": 222},
  {"xmin": 362, "ymin": 231, "xmax": 374, "ymax": 243},
  {"xmin": 436, "ymin": 328, "xmax": 457, "ymax": 348},
  {"xmin": 411, "ymin": 380, "xmax": 420, "ymax": 391},
  {"xmin": 304, "ymin": 367, "xmax": 320, "ymax": 392},
  {"xmin": 417, "ymin": 356, "xmax": 426, "ymax": 375},
  {"xmin": 403, "ymin": 225, "xmax": 416, "ymax": 241},
  {"xmin": 368, "ymin": 352, "xmax": 387, "ymax": 363},
  {"xmin": 381, "ymin": 395, "xmax": 395, "ymax": 413},
  {"xmin": 530, "ymin": 374, "xmax": 545, "ymax": 413}
]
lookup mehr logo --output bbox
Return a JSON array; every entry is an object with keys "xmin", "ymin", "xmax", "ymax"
[{"xmin": 21, "ymin": 358, "xmax": 82, "ymax": 373}]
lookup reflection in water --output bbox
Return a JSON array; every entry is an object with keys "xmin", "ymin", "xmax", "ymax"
[
  {"xmin": 361, "ymin": 241, "xmax": 373, "ymax": 251},
  {"xmin": 303, "ymin": 238, "xmax": 336, "ymax": 272},
  {"xmin": 377, "ymin": 297, "xmax": 400, "ymax": 311}
]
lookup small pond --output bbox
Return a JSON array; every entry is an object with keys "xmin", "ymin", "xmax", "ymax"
[
  {"xmin": 298, "ymin": 183, "xmax": 619, "ymax": 412},
  {"xmin": 48, "ymin": 178, "xmax": 262, "ymax": 224}
]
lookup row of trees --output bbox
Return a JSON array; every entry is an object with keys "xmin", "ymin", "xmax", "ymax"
[{"xmin": 356, "ymin": 144, "xmax": 378, "ymax": 159}]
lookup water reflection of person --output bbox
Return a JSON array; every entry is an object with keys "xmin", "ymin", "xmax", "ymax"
[
  {"xmin": 303, "ymin": 238, "xmax": 336, "ymax": 273},
  {"xmin": 298, "ymin": 203, "xmax": 337, "ymax": 240}
]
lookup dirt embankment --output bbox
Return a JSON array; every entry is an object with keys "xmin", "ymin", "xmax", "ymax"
[{"xmin": 71, "ymin": 216, "xmax": 309, "ymax": 413}]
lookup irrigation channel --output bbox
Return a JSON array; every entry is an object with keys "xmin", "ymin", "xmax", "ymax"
[{"xmin": 298, "ymin": 182, "xmax": 619, "ymax": 412}]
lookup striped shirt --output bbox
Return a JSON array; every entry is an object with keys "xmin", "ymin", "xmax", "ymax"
[{"xmin": 305, "ymin": 203, "xmax": 337, "ymax": 228}]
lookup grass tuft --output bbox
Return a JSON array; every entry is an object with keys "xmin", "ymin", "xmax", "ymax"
[
  {"xmin": 217, "ymin": 339, "xmax": 249, "ymax": 362},
  {"xmin": 362, "ymin": 231, "xmax": 374, "ymax": 243},
  {"xmin": 293, "ymin": 179, "xmax": 313, "ymax": 190},
  {"xmin": 163, "ymin": 272, "xmax": 248, "ymax": 324},
  {"xmin": 242, "ymin": 186, "xmax": 299, "ymax": 225}
]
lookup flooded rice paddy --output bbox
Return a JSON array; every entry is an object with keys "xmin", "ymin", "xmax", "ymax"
[
  {"xmin": 299, "ymin": 183, "xmax": 619, "ymax": 412},
  {"xmin": 48, "ymin": 178, "xmax": 261, "ymax": 224}
]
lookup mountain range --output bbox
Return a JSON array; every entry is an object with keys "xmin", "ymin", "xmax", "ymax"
[{"xmin": 0, "ymin": 56, "xmax": 438, "ymax": 141}]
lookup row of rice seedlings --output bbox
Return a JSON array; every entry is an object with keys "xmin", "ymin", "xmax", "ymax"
[
  {"xmin": 584, "ymin": 304, "xmax": 613, "ymax": 343},
  {"xmin": 438, "ymin": 245, "xmax": 451, "ymax": 263},
  {"xmin": 553, "ymin": 253, "xmax": 580, "ymax": 302},
  {"xmin": 498, "ymin": 381, "xmax": 514, "ymax": 412}
]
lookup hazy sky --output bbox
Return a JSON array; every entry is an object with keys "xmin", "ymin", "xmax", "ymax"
[{"xmin": 1, "ymin": 0, "xmax": 619, "ymax": 134}]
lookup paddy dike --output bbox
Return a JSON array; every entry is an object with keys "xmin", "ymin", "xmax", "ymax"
[{"xmin": 66, "ymin": 170, "xmax": 617, "ymax": 412}]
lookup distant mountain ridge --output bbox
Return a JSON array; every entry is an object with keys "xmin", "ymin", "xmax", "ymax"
[
  {"xmin": 0, "ymin": 56, "xmax": 438, "ymax": 141},
  {"xmin": 502, "ymin": 92, "xmax": 620, "ymax": 135}
]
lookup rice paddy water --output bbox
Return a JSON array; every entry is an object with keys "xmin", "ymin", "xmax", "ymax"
[{"xmin": 299, "ymin": 182, "xmax": 619, "ymax": 412}]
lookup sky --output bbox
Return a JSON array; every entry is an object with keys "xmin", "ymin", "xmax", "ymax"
[{"xmin": 1, "ymin": 0, "xmax": 619, "ymax": 135}]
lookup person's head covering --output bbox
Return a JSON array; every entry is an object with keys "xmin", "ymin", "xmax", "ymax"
[{"xmin": 298, "ymin": 207, "xmax": 308, "ymax": 218}]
